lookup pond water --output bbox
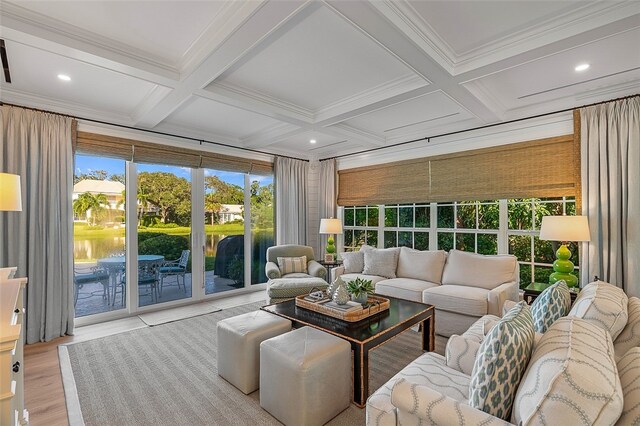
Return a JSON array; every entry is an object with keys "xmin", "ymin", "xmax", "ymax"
[{"xmin": 74, "ymin": 233, "xmax": 238, "ymax": 262}]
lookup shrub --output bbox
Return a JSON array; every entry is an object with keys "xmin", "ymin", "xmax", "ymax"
[
  {"xmin": 138, "ymin": 234, "xmax": 189, "ymax": 260},
  {"xmin": 138, "ymin": 232, "xmax": 165, "ymax": 243},
  {"xmin": 150, "ymin": 222, "xmax": 179, "ymax": 229}
]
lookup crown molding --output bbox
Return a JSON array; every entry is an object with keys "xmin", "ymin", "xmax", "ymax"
[
  {"xmin": 130, "ymin": 85, "xmax": 173, "ymax": 124},
  {"xmin": 0, "ymin": 1, "xmax": 180, "ymax": 80},
  {"xmin": 0, "ymin": 87, "xmax": 133, "ymax": 124},
  {"xmin": 329, "ymin": 123, "xmax": 385, "ymax": 146},
  {"xmin": 372, "ymin": 0, "xmax": 640, "ymax": 76}
]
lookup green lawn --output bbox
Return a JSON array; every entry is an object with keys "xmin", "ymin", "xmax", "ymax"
[{"xmin": 73, "ymin": 222, "xmax": 246, "ymax": 238}]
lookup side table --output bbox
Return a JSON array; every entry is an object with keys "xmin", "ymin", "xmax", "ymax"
[
  {"xmin": 318, "ymin": 260, "xmax": 343, "ymax": 282},
  {"xmin": 523, "ymin": 282, "xmax": 579, "ymax": 305}
]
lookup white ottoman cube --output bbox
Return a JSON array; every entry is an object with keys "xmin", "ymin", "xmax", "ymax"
[
  {"xmin": 217, "ymin": 310, "xmax": 291, "ymax": 394},
  {"xmin": 260, "ymin": 326, "xmax": 351, "ymax": 426}
]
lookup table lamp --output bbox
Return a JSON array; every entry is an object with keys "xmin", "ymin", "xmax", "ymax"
[
  {"xmin": 539, "ymin": 215, "xmax": 590, "ymax": 288},
  {"xmin": 319, "ymin": 218, "xmax": 343, "ymax": 262},
  {"xmin": 0, "ymin": 173, "xmax": 22, "ymax": 271}
]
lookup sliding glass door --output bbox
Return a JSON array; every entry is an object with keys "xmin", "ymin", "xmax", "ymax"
[
  {"xmin": 136, "ymin": 164, "xmax": 193, "ymax": 307},
  {"xmin": 203, "ymin": 169, "xmax": 245, "ymax": 294}
]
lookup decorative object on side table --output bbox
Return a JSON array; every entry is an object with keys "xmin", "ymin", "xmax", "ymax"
[
  {"xmin": 319, "ymin": 217, "xmax": 343, "ymax": 261},
  {"xmin": 539, "ymin": 215, "xmax": 590, "ymax": 288},
  {"xmin": 346, "ymin": 277, "xmax": 374, "ymax": 304}
]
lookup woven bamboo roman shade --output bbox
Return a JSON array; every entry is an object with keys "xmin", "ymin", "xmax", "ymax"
[
  {"xmin": 337, "ymin": 134, "xmax": 578, "ymax": 205},
  {"xmin": 75, "ymin": 131, "xmax": 273, "ymax": 174}
]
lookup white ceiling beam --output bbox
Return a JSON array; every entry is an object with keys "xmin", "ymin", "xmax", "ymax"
[
  {"xmin": 325, "ymin": 0, "xmax": 500, "ymax": 124},
  {"xmin": 134, "ymin": 0, "xmax": 311, "ymax": 128}
]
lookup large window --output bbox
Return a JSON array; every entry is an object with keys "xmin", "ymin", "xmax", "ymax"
[
  {"xmin": 72, "ymin": 152, "xmax": 273, "ymax": 321},
  {"xmin": 341, "ymin": 197, "xmax": 578, "ymax": 288}
]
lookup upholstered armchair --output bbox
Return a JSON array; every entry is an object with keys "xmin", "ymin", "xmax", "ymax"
[
  {"xmin": 265, "ymin": 245, "xmax": 326, "ymax": 280},
  {"xmin": 265, "ymin": 245, "xmax": 328, "ymax": 303}
]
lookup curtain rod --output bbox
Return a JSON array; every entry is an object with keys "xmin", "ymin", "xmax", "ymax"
[
  {"xmin": 320, "ymin": 93, "xmax": 640, "ymax": 161},
  {"xmin": 0, "ymin": 101, "xmax": 309, "ymax": 163}
]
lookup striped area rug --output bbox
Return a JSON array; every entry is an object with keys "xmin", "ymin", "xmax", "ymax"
[{"xmin": 60, "ymin": 301, "xmax": 426, "ymax": 426}]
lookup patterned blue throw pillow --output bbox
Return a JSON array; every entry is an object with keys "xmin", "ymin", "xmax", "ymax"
[
  {"xmin": 530, "ymin": 280, "xmax": 571, "ymax": 333},
  {"xmin": 469, "ymin": 301, "xmax": 535, "ymax": 420}
]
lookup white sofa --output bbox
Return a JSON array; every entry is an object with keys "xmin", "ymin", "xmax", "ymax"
[
  {"xmin": 367, "ymin": 281, "xmax": 640, "ymax": 426},
  {"xmin": 334, "ymin": 247, "xmax": 519, "ymax": 337}
]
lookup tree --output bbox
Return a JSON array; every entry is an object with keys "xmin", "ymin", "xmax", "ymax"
[
  {"xmin": 73, "ymin": 169, "xmax": 109, "ymax": 184},
  {"xmin": 73, "ymin": 192, "xmax": 109, "ymax": 225},
  {"xmin": 138, "ymin": 172, "xmax": 191, "ymax": 225},
  {"xmin": 109, "ymin": 174, "xmax": 125, "ymax": 185},
  {"xmin": 205, "ymin": 193, "xmax": 222, "ymax": 225},
  {"xmin": 250, "ymin": 181, "xmax": 274, "ymax": 229},
  {"xmin": 204, "ymin": 176, "xmax": 243, "ymax": 224}
]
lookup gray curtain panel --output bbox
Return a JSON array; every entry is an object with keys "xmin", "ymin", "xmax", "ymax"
[
  {"xmin": 580, "ymin": 96, "xmax": 640, "ymax": 296},
  {"xmin": 318, "ymin": 158, "xmax": 336, "ymax": 256},
  {"xmin": 275, "ymin": 156, "xmax": 308, "ymax": 245},
  {"xmin": 0, "ymin": 105, "xmax": 75, "ymax": 343}
]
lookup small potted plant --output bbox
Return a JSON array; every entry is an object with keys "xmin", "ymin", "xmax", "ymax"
[{"xmin": 346, "ymin": 277, "xmax": 374, "ymax": 304}]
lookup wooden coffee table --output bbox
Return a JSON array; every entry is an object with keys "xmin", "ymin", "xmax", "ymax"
[{"xmin": 261, "ymin": 295, "xmax": 435, "ymax": 407}]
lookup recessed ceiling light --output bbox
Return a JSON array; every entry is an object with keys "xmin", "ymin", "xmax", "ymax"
[
  {"xmin": 57, "ymin": 74, "xmax": 71, "ymax": 81},
  {"xmin": 310, "ymin": 139, "xmax": 317, "ymax": 144},
  {"xmin": 574, "ymin": 63, "xmax": 590, "ymax": 72}
]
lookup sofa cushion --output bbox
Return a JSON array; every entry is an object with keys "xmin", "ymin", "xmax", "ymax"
[
  {"xmin": 363, "ymin": 248, "xmax": 400, "ymax": 279},
  {"xmin": 445, "ymin": 335, "xmax": 481, "ymax": 375},
  {"xmin": 616, "ymin": 347, "xmax": 640, "ymax": 426},
  {"xmin": 339, "ymin": 251, "xmax": 364, "ymax": 274},
  {"xmin": 375, "ymin": 278, "xmax": 439, "ymax": 302},
  {"xmin": 423, "ymin": 285, "xmax": 488, "ymax": 316},
  {"xmin": 442, "ymin": 250, "xmax": 517, "ymax": 290},
  {"xmin": 339, "ymin": 273, "xmax": 386, "ymax": 286},
  {"xmin": 568, "ymin": 280, "xmax": 628, "ymax": 340},
  {"xmin": 267, "ymin": 277, "xmax": 328, "ymax": 299},
  {"xmin": 614, "ymin": 297, "xmax": 640, "ymax": 361},
  {"xmin": 366, "ymin": 352, "xmax": 470, "ymax": 426},
  {"xmin": 530, "ymin": 280, "xmax": 572, "ymax": 333},
  {"xmin": 396, "ymin": 247, "xmax": 446, "ymax": 283},
  {"xmin": 512, "ymin": 317, "xmax": 623, "ymax": 425},
  {"xmin": 277, "ymin": 255, "xmax": 307, "ymax": 275},
  {"xmin": 469, "ymin": 302, "xmax": 534, "ymax": 420}
]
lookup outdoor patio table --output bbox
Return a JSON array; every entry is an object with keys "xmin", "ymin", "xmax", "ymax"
[{"xmin": 97, "ymin": 255, "xmax": 165, "ymax": 304}]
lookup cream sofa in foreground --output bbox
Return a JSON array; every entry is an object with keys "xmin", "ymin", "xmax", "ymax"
[
  {"xmin": 334, "ymin": 248, "xmax": 519, "ymax": 337},
  {"xmin": 367, "ymin": 281, "xmax": 640, "ymax": 426}
]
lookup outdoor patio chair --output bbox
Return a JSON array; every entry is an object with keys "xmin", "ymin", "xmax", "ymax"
[
  {"xmin": 73, "ymin": 265, "xmax": 110, "ymax": 308},
  {"xmin": 115, "ymin": 261, "xmax": 161, "ymax": 304},
  {"xmin": 158, "ymin": 250, "xmax": 190, "ymax": 296}
]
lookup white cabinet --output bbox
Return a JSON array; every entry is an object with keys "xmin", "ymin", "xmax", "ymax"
[{"xmin": 0, "ymin": 268, "xmax": 29, "ymax": 425}]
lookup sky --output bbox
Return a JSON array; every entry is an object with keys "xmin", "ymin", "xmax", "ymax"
[{"xmin": 75, "ymin": 155, "xmax": 273, "ymax": 187}]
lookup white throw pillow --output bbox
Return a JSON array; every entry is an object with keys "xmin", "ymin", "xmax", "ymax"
[
  {"xmin": 512, "ymin": 317, "xmax": 623, "ymax": 425},
  {"xmin": 445, "ymin": 335, "xmax": 480, "ymax": 375},
  {"xmin": 568, "ymin": 280, "xmax": 628, "ymax": 340},
  {"xmin": 396, "ymin": 247, "xmax": 446, "ymax": 283},
  {"xmin": 338, "ymin": 245, "xmax": 373, "ymax": 274},
  {"xmin": 441, "ymin": 250, "xmax": 517, "ymax": 290},
  {"xmin": 617, "ymin": 347, "xmax": 640, "ymax": 425},
  {"xmin": 339, "ymin": 251, "xmax": 364, "ymax": 274},
  {"xmin": 362, "ymin": 248, "xmax": 399, "ymax": 279},
  {"xmin": 614, "ymin": 297, "xmax": 640, "ymax": 360}
]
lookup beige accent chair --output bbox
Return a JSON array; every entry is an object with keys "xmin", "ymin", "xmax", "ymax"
[{"xmin": 265, "ymin": 245, "xmax": 327, "ymax": 303}]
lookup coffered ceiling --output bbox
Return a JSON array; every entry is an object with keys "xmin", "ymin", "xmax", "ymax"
[{"xmin": 1, "ymin": 0, "xmax": 639, "ymax": 160}]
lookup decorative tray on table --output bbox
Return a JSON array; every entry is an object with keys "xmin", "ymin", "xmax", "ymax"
[{"xmin": 295, "ymin": 293, "xmax": 390, "ymax": 322}]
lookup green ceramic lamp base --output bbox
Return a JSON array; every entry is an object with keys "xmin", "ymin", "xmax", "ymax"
[
  {"xmin": 325, "ymin": 235, "xmax": 336, "ymax": 260},
  {"xmin": 549, "ymin": 243, "xmax": 578, "ymax": 288}
]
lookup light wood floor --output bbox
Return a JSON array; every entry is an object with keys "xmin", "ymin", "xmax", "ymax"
[{"xmin": 24, "ymin": 291, "xmax": 267, "ymax": 426}]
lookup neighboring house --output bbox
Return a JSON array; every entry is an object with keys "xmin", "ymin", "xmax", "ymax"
[
  {"xmin": 219, "ymin": 204, "xmax": 243, "ymax": 224},
  {"xmin": 72, "ymin": 179, "xmax": 125, "ymax": 222}
]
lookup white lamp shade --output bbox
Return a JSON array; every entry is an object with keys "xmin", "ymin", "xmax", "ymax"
[
  {"xmin": 0, "ymin": 173, "xmax": 22, "ymax": 211},
  {"xmin": 539, "ymin": 215, "xmax": 590, "ymax": 242},
  {"xmin": 319, "ymin": 218, "xmax": 343, "ymax": 234}
]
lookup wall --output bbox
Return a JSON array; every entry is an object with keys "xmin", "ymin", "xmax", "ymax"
[{"xmin": 306, "ymin": 161, "xmax": 321, "ymax": 259}]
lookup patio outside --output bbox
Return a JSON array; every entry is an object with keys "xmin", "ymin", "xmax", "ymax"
[{"xmin": 73, "ymin": 155, "xmax": 274, "ymax": 318}]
